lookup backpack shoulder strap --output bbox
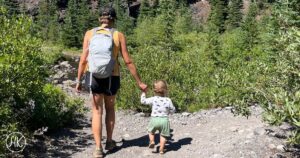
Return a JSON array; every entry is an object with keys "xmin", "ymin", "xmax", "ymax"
[
  {"xmin": 111, "ymin": 28, "xmax": 119, "ymax": 48},
  {"xmin": 92, "ymin": 27, "xmax": 101, "ymax": 36},
  {"xmin": 93, "ymin": 27, "xmax": 111, "ymax": 35},
  {"xmin": 112, "ymin": 29, "xmax": 120, "ymax": 60}
]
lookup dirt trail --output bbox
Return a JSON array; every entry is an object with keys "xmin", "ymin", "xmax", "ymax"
[{"xmin": 41, "ymin": 91, "xmax": 293, "ymax": 158}]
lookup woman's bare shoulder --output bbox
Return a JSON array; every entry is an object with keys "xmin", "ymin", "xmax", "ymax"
[{"xmin": 117, "ymin": 31, "xmax": 125, "ymax": 39}]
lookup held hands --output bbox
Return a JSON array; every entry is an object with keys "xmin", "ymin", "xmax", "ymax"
[{"xmin": 138, "ymin": 82, "xmax": 148, "ymax": 92}]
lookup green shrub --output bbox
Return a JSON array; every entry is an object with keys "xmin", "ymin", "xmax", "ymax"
[
  {"xmin": 254, "ymin": 0, "xmax": 300, "ymax": 145},
  {"xmin": 0, "ymin": 8, "xmax": 85, "ymax": 155},
  {"xmin": 118, "ymin": 15, "xmax": 265, "ymax": 115},
  {"xmin": 40, "ymin": 43, "xmax": 64, "ymax": 64},
  {"xmin": 30, "ymin": 84, "xmax": 84, "ymax": 130}
]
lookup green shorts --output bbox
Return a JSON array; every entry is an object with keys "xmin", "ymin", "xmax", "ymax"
[{"xmin": 147, "ymin": 117, "xmax": 170, "ymax": 137}]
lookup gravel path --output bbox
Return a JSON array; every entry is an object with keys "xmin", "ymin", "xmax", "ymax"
[{"xmin": 40, "ymin": 91, "xmax": 294, "ymax": 158}]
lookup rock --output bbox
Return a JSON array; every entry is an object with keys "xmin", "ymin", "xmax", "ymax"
[
  {"xmin": 217, "ymin": 110, "xmax": 223, "ymax": 115},
  {"xmin": 213, "ymin": 108, "xmax": 222, "ymax": 113},
  {"xmin": 181, "ymin": 122, "xmax": 187, "ymax": 125},
  {"xmin": 268, "ymin": 144, "xmax": 276, "ymax": 150},
  {"xmin": 211, "ymin": 154, "xmax": 223, "ymax": 158},
  {"xmin": 254, "ymin": 127, "xmax": 265, "ymax": 135},
  {"xmin": 274, "ymin": 132, "xmax": 287, "ymax": 139},
  {"xmin": 53, "ymin": 71, "xmax": 67, "ymax": 80},
  {"xmin": 143, "ymin": 150, "xmax": 153, "ymax": 156},
  {"xmin": 276, "ymin": 145, "xmax": 285, "ymax": 152},
  {"xmin": 182, "ymin": 112, "xmax": 191, "ymax": 116},
  {"xmin": 53, "ymin": 80, "xmax": 59, "ymax": 84},
  {"xmin": 62, "ymin": 80, "xmax": 75, "ymax": 86},
  {"xmin": 123, "ymin": 134, "xmax": 130, "ymax": 138},
  {"xmin": 53, "ymin": 65, "xmax": 60, "ymax": 69},
  {"xmin": 224, "ymin": 106, "xmax": 233, "ymax": 110},
  {"xmin": 265, "ymin": 137, "xmax": 273, "ymax": 142},
  {"xmin": 279, "ymin": 122, "xmax": 293, "ymax": 130},
  {"xmin": 249, "ymin": 151, "xmax": 257, "ymax": 157},
  {"xmin": 134, "ymin": 112, "xmax": 145, "ymax": 117},
  {"xmin": 271, "ymin": 153, "xmax": 287, "ymax": 158},
  {"xmin": 229, "ymin": 126, "xmax": 239, "ymax": 132},
  {"xmin": 60, "ymin": 61, "xmax": 71, "ymax": 67},
  {"xmin": 246, "ymin": 133, "xmax": 254, "ymax": 139}
]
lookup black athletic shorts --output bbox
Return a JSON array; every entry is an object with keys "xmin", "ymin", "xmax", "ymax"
[{"xmin": 85, "ymin": 71, "xmax": 120, "ymax": 96}]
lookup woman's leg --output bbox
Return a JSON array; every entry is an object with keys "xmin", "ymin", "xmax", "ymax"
[
  {"xmin": 92, "ymin": 93, "xmax": 104, "ymax": 149},
  {"xmin": 104, "ymin": 95, "xmax": 116, "ymax": 142}
]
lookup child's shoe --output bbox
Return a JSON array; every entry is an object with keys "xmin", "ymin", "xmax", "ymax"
[
  {"xmin": 159, "ymin": 148, "xmax": 166, "ymax": 154},
  {"xmin": 148, "ymin": 142, "xmax": 155, "ymax": 148}
]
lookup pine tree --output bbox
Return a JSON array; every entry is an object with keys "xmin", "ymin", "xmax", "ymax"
[
  {"xmin": 159, "ymin": 0, "xmax": 176, "ymax": 40},
  {"xmin": 79, "ymin": 0, "xmax": 98, "ymax": 31},
  {"xmin": 138, "ymin": 0, "xmax": 159, "ymax": 24},
  {"xmin": 2, "ymin": 0, "xmax": 20, "ymax": 16},
  {"xmin": 208, "ymin": 0, "xmax": 228, "ymax": 33},
  {"xmin": 149, "ymin": 0, "xmax": 159, "ymax": 17},
  {"xmin": 225, "ymin": 0, "xmax": 243, "ymax": 30},
  {"xmin": 98, "ymin": 0, "xmax": 111, "ymax": 12},
  {"xmin": 115, "ymin": 0, "xmax": 134, "ymax": 34},
  {"xmin": 138, "ymin": 0, "xmax": 151, "ymax": 22},
  {"xmin": 36, "ymin": 0, "xmax": 59, "ymax": 42},
  {"xmin": 241, "ymin": 1, "xmax": 258, "ymax": 50},
  {"xmin": 62, "ymin": 0, "xmax": 82, "ymax": 48},
  {"xmin": 158, "ymin": 0, "xmax": 177, "ymax": 58},
  {"xmin": 173, "ymin": 0, "xmax": 193, "ymax": 35}
]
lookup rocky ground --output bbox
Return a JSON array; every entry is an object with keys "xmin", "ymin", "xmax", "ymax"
[{"xmin": 23, "ymin": 59, "xmax": 299, "ymax": 158}]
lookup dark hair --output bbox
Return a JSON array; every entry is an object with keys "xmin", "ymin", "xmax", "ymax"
[{"xmin": 100, "ymin": 7, "xmax": 117, "ymax": 20}]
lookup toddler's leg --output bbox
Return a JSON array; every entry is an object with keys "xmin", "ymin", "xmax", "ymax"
[
  {"xmin": 159, "ymin": 135, "xmax": 166, "ymax": 153},
  {"xmin": 148, "ymin": 133, "xmax": 155, "ymax": 148}
]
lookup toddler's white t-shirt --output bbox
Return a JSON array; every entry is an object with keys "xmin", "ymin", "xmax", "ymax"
[{"xmin": 141, "ymin": 92, "xmax": 176, "ymax": 117}]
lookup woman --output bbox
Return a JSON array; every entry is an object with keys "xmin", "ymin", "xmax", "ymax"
[{"xmin": 75, "ymin": 7, "xmax": 147, "ymax": 158}]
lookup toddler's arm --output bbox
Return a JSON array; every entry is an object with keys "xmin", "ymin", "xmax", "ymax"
[
  {"xmin": 169, "ymin": 99, "xmax": 176, "ymax": 114},
  {"xmin": 140, "ymin": 92, "xmax": 152, "ymax": 105}
]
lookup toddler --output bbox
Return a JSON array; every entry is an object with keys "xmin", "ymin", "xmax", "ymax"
[{"xmin": 140, "ymin": 80, "xmax": 176, "ymax": 154}]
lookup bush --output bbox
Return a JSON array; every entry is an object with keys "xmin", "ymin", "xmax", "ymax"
[
  {"xmin": 40, "ymin": 43, "xmax": 64, "ymax": 64},
  {"xmin": 30, "ymin": 84, "xmax": 84, "ymax": 130},
  {"xmin": 116, "ymin": 1, "xmax": 299, "ymax": 146},
  {"xmin": 253, "ymin": 0, "xmax": 300, "ymax": 145},
  {"xmin": 120, "ymin": 21, "xmax": 253, "ymax": 114},
  {"xmin": 0, "ymin": 8, "xmax": 84, "ymax": 155},
  {"xmin": 117, "ymin": 14, "xmax": 265, "ymax": 115}
]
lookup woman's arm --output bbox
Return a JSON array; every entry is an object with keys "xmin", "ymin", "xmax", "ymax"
[
  {"xmin": 75, "ymin": 31, "xmax": 90, "ymax": 92},
  {"xmin": 119, "ymin": 32, "xmax": 147, "ymax": 91}
]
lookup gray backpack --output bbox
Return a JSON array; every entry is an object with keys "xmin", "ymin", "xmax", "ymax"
[{"xmin": 88, "ymin": 27, "xmax": 116, "ymax": 79}]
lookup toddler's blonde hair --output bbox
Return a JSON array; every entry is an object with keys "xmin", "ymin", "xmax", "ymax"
[{"xmin": 153, "ymin": 80, "xmax": 168, "ymax": 97}]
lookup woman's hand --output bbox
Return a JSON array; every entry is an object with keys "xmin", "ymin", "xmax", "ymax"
[
  {"xmin": 139, "ymin": 82, "xmax": 148, "ymax": 92},
  {"xmin": 75, "ymin": 83, "xmax": 81, "ymax": 93}
]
